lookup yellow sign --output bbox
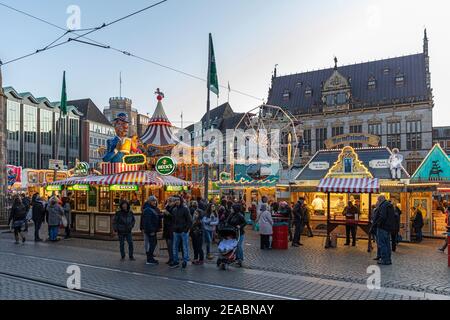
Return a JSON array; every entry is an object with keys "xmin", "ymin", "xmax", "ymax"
[{"xmin": 325, "ymin": 133, "xmax": 380, "ymax": 149}]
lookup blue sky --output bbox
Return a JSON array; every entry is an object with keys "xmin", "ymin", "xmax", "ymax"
[{"xmin": 1, "ymin": 0, "xmax": 449, "ymax": 126}]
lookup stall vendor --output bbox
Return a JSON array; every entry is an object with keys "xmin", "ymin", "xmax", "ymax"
[{"xmin": 103, "ymin": 112, "xmax": 131, "ymax": 163}]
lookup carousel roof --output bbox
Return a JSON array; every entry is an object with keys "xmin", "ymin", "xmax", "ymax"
[{"xmin": 140, "ymin": 92, "xmax": 180, "ymax": 147}]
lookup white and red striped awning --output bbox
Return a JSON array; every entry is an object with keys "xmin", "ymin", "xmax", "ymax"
[
  {"xmin": 46, "ymin": 171, "xmax": 190, "ymax": 187},
  {"xmin": 317, "ymin": 178, "xmax": 380, "ymax": 193}
]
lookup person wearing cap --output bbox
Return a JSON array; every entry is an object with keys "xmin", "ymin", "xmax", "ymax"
[{"xmin": 140, "ymin": 196, "xmax": 162, "ymax": 265}]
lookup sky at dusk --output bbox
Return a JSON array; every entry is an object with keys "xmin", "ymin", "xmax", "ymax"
[{"xmin": 1, "ymin": 0, "xmax": 449, "ymax": 126}]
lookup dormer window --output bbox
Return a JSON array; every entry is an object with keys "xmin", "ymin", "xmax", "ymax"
[
  {"xmin": 395, "ymin": 74, "xmax": 405, "ymax": 86},
  {"xmin": 383, "ymin": 67, "xmax": 390, "ymax": 75},
  {"xmin": 282, "ymin": 90, "xmax": 291, "ymax": 101},
  {"xmin": 305, "ymin": 87, "xmax": 312, "ymax": 97},
  {"xmin": 368, "ymin": 77, "xmax": 376, "ymax": 90},
  {"xmin": 295, "ymin": 82, "xmax": 303, "ymax": 88}
]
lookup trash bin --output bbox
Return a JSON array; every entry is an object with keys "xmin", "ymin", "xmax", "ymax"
[{"xmin": 272, "ymin": 216, "xmax": 289, "ymax": 250}]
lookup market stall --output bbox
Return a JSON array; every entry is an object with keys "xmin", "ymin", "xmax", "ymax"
[{"xmin": 291, "ymin": 146, "xmax": 436, "ymax": 246}]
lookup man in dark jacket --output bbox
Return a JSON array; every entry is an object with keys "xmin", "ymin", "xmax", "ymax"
[
  {"xmin": 412, "ymin": 207, "xmax": 424, "ymax": 243},
  {"xmin": 163, "ymin": 197, "xmax": 176, "ymax": 264},
  {"xmin": 140, "ymin": 196, "xmax": 162, "ymax": 265},
  {"xmin": 31, "ymin": 194, "xmax": 46, "ymax": 242},
  {"xmin": 373, "ymin": 196, "xmax": 396, "ymax": 265},
  {"xmin": 113, "ymin": 200, "xmax": 136, "ymax": 261},
  {"xmin": 391, "ymin": 199, "xmax": 402, "ymax": 252},
  {"xmin": 292, "ymin": 198, "xmax": 307, "ymax": 247},
  {"xmin": 342, "ymin": 201, "xmax": 359, "ymax": 246},
  {"xmin": 170, "ymin": 196, "xmax": 192, "ymax": 269}
]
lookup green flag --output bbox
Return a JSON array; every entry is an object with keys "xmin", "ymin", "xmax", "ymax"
[
  {"xmin": 60, "ymin": 71, "xmax": 67, "ymax": 116},
  {"xmin": 208, "ymin": 33, "xmax": 219, "ymax": 96}
]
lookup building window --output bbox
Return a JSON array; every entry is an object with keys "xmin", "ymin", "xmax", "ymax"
[
  {"xmin": 349, "ymin": 125, "xmax": 363, "ymax": 134},
  {"xmin": 406, "ymin": 120, "xmax": 422, "ymax": 150},
  {"xmin": 315, "ymin": 128, "xmax": 328, "ymax": 151},
  {"xmin": 387, "ymin": 121, "xmax": 401, "ymax": 150},
  {"xmin": 326, "ymin": 95, "xmax": 335, "ymax": 106},
  {"xmin": 6, "ymin": 101, "xmax": 21, "ymax": 165},
  {"xmin": 368, "ymin": 123, "xmax": 382, "ymax": 146},
  {"xmin": 383, "ymin": 68, "xmax": 390, "ymax": 75},
  {"xmin": 305, "ymin": 87, "xmax": 312, "ymax": 97},
  {"xmin": 24, "ymin": 151, "xmax": 37, "ymax": 169},
  {"xmin": 336, "ymin": 93, "xmax": 347, "ymax": 105},
  {"xmin": 303, "ymin": 129, "xmax": 312, "ymax": 153},
  {"xmin": 24, "ymin": 105, "xmax": 37, "ymax": 144},
  {"xmin": 295, "ymin": 82, "xmax": 303, "ymax": 88},
  {"xmin": 332, "ymin": 126, "xmax": 344, "ymax": 137},
  {"xmin": 407, "ymin": 160, "xmax": 422, "ymax": 175},
  {"xmin": 395, "ymin": 74, "xmax": 405, "ymax": 86},
  {"xmin": 40, "ymin": 109, "xmax": 53, "ymax": 146},
  {"xmin": 368, "ymin": 77, "xmax": 376, "ymax": 90},
  {"xmin": 282, "ymin": 90, "xmax": 290, "ymax": 101}
]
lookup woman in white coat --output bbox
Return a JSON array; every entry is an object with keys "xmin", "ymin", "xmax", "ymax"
[{"xmin": 258, "ymin": 204, "xmax": 274, "ymax": 250}]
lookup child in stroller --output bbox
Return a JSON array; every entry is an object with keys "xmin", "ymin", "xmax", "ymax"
[{"xmin": 216, "ymin": 225, "xmax": 240, "ymax": 270}]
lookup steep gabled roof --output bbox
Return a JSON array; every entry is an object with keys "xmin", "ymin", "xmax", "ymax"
[
  {"xmin": 411, "ymin": 144, "xmax": 450, "ymax": 182},
  {"xmin": 68, "ymin": 99, "xmax": 112, "ymax": 126},
  {"xmin": 268, "ymin": 54, "xmax": 430, "ymax": 113}
]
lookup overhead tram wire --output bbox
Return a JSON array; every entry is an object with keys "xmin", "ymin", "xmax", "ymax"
[
  {"xmin": 0, "ymin": 1, "xmax": 263, "ymax": 102},
  {"xmin": 0, "ymin": 0, "xmax": 168, "ymax": 66}
]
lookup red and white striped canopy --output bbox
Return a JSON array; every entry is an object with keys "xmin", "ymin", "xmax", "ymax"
[
  {"xmin": 46, "ymin": 171, "xmax": 190, "ymax": 187},
  {"xmin": 317, "ymin": 178, "xmax": 379, "ymax": 193}
]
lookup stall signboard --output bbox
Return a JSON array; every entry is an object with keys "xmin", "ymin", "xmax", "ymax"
[
  {"xmin": 324, "ymin": 133, "xmax": 380, "ymax": 149},
  {"xmin": 74, "ymin": 162, "xmax": 90, "ymax": 176},
  {"xmin": 164, "ymin": 185, "xmax": 189, "ymax": 192},
  {"xmin": 156, "ymin": 157, "xmax": 176, "ymax": 176},
  {"xmin": 44, "ymin": 171, "xmax": 68, "ymax": 183},
  {"xmin": 411, "ymin": 144, "xmax": 450, "ymax": 182},
  {"xmin": 234, "ymin": 162, "xmax": 279, "ymax": 186},
  {"xmin": 7, "ymin": 165, "xmax": 22, "ymax": 186},
  {"xmin": 49, "ymin": 159, "xmax": 64, "ymax": 170},
  {"xmin": 123, "ymin": 154, "xmax": 146, "ymax": 166},
  {"xmin": 110, "ymin": 185, "xmax": 139, "ymax": 192},
  {"xmin": 72, "ymin": 184, "xmax": 90, "ymax": 191},
  {"xmin": 369, "ymin": 159, "xmax": 390, "ymax": 169},
  {"xmin": 309, "ymin": 162, "xmax": 330, "ymax": 171},
  {"xmin": 46, "ymin": 185, "xmax": 62, "ymax": 192}
]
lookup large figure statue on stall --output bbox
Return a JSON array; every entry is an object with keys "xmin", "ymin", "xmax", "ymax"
[
  {"xmin": 388, "ymin": 148, "xmax": 404, "ymax": 180},
  {"xmin": 103, "ymin": 113, "xmax": 131, "ymax": 163}
]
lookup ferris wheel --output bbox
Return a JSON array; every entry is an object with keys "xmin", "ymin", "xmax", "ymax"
[{"xmin": 234, "ymin": 104, "xmax": 303, "ymax": 169}]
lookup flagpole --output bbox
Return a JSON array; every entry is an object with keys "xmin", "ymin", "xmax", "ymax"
[{"xmin": 204, "ymin": 34, "xmax": 212, "ymax": 201}]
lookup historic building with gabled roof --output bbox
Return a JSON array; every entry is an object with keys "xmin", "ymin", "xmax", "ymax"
[{"xmin": 267, "ymin": 30, "xmax": 434, "ymax": 174}]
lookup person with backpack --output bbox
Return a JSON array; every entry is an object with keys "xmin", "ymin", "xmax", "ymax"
[
  {"xmin": 140, "ymin": 196, "xmax": 162, "ymax": 265},
  {"xmin": 8, "ymin": 196, "xmax": 27, "ymax": 244},
  {"xmin": 113, "ymin": 200, "xmax": 136, "ymax": 261},
  {"xmin": 373, "ymin": 195, "xmax": 396, "ymax": 265},
  {"xmin": 46, "ymin": 197, "xmax": 64, "ymax": 242}
]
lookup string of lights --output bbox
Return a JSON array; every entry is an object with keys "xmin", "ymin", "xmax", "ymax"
[{"xmin": 0, "ymin": 1, "xmax": 264, "ymax": 102}]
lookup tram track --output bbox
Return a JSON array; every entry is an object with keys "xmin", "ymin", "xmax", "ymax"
[{"xmin": 0, "ymin": 271, "xmax": 118, "ymax": 300}]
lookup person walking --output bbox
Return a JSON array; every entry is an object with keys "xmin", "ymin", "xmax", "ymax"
[
  {"xmin": 191, "ymin": 209, "xmax": 205, "ymax": 265},
  {"xmin": 411, "ymin": 206, "xmax": 424, "ymax": 243},
  {"xmin": 292, "ymin": 198, "xmax": 307, "ymax": 247},
  {"xmin": 226, "ymin": 204, "xmax": 247, "ymax": 267},
  {"xmin": 170, "ymin": 196, "xmax": 192, "ymax": 269},
  {"xmin": 46, "ymin": 197, "xmax": 64, "ymax": 242},
  {"xmin": 342, "ymin": 201, "xmax": 359, "ymax": 246},
  {"xmin": 163, "ymin": 197, "xmax": 176, "ymax": 265},
  {"xmin": 438, "ymin": 205, "xmax": 449, "ymax": 252},
  {"xmin": 61, "ymin": 197, "xmax": 72, "ymax": 239},
  {"xmin": 391, "ymin": 199, "xmax": 402, "ymax": 252},
  {"xmin": 141, "ymin": 196, "xmax": 161, "ymax": 265},
  {"xmin": 189, "ymin": 200, "xmax": 199, "ymax": 217},
  {"xmin": 373, "ymin": 195, "xmax": 396, "ymax": 265},
  {"xmin": 258, "ymin": 204, "xmax": 273, "ymax": 250},
  {"xmin": 31, "ymin": 194, "xmax": 46, "ymax": 242},
  {"xmin": 202, "ymin": 203, "xmax": 219, "ymax": 260},
  {"xmin": 8, "ymin": 196, "xmax": 27, "ymax": 244},
  {"xmin": 113, "ymin": 200, "xmax": 136, "ymax": 261}
]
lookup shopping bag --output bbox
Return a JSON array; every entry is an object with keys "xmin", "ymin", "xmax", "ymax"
[
  {"xmin": 26, "ymin": 208, "xmax": 32, "ymax": 221},
  {"xmin": 61, "ymin": 215, "xmax": 68, "ymax": 228}
]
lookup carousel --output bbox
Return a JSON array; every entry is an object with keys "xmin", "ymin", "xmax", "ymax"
[{"xmin": 44, "ymin": 90, "xmax": 195, "ymax": 239}]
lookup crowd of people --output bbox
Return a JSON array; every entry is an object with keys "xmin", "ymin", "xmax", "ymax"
[{"xmin": 7, "ymin": 191, "xmax": 449, "ymax": 269}]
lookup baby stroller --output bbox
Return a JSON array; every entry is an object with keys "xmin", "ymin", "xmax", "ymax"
[{"xmin": 216, "ymin": 225, "xmax": 240, "ymax": 270}]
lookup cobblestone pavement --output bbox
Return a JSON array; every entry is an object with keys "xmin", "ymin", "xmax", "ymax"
[{"xmin": 1, "ymin": 225, "xmax": 449, "ymax": 299}]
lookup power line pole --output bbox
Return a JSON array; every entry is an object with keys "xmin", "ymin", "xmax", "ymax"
[{"xmin": 0, "ymin": 63, "xmax": 7, "ymax": 220}]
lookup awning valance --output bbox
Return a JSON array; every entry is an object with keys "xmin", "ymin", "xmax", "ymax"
[
  {"xmin": 46, "ymin": 171, "xmax": 190, "ymax": 187},
  {"xmin": 317, "ymin": 178, "xmax": 380, "ymax": 193}
]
